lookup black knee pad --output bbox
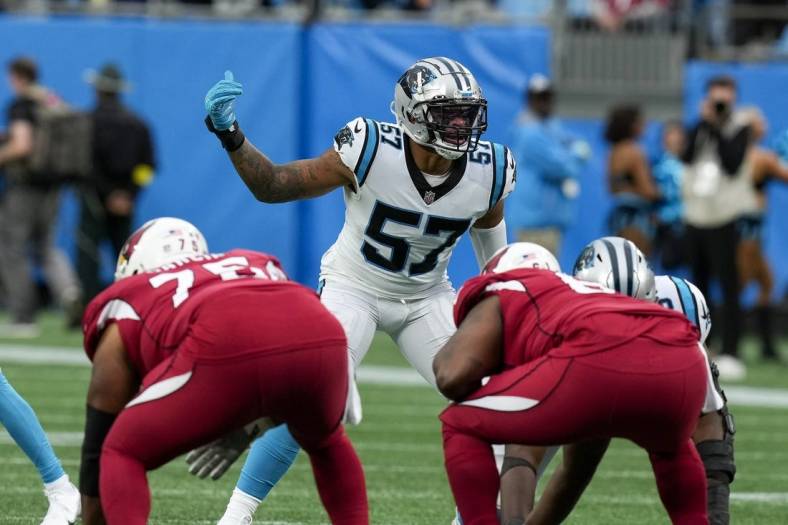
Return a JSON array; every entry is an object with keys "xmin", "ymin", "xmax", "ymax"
[
  {"xmin": 696, "ymin": 434, "xmax": 736, "ymax": 484},
  {"xmin": 697, "ymin": 434, "xmax": 735, "ymax": 525}
]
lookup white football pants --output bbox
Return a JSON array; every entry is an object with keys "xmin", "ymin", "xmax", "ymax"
[{"xmin": 320, "ymin": 279, "xmax": 455, "ymax": 423}]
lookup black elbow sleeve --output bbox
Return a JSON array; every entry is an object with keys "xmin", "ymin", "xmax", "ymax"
[{"xmin": 79, "ymin": 405, "xmax": 118, "ymax": 497}]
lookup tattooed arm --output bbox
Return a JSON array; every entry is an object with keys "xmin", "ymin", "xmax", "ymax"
[
  {"xmin": 228, "ymin": 141, "xmax": 355, "ymax": 203},
  {"xmin": 205, "ymin": 72, "xmax": 353, "ymax": 202}
]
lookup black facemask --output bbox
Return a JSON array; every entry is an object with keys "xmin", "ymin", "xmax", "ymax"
[{"xmin": 418, "ymin": 99, "xmax": 488, "ymax": 153}]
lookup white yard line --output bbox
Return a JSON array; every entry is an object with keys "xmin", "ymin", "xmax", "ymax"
[
  {"xmin": 20, "ymin": 454, "xmax": 788, "ymax": 482},
  {"xmin": 1, "ymin": 481, "xmax": 786, "ymax": 506},
  {"xmin": 4, "ymin": 431, "xmax": 788, "ymax": 465},
  {"xmin": 2, "ymin": 345, "xmax": 788, "ymax": 408},
  {"xmin": 0, "ymin": 518, "xmax": 301, "ymax": 525},
  {"xmin": 0, "ymin": 345, "xmax": 89, "ymax": 366},
  {"xmin": 722, "ymin": 385, "xmax": 788, "ymax": 409},
  {"xmin": 580, "ymin": 493, "xmax": 788, "ymax": 505}
]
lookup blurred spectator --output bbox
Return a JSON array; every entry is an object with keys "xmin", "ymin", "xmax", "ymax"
[
  {"xmin": 343, "ymin": 0, "xmax": 432, "ymax": 9},
  {"xmin": 77, "ymin": 64, "xmax": 155, "ymax": 302},
  {"xmin": 0, "ymin": 57, "xmax": 82, "ymax": 336},
  {"xmin": 592, "ymin": 0, "xmax": 670, "ymax": 31},
  {"xmin": 506, "ymin": 74, "xmax": 591, "ymax": 257},
  {"xmin": 497, "ymin": 0, "xmax": 550, "ymax": 18},
  {"xmin": 652, "ymin": 120, "xmax": 686, "ymax": 269},
  {"xmin": 604, "ymin": 104, "xmax": 659, "ymax": 255},
  {"xmin": 737, "ymin": 108, "xmax": 788, "ymax": 362},
  {"xmin": 682, "ymin": 75, "xmax": 754, "ymax": 378},
  {"xmin": 731, "ymin": 0, "xmax": 787, "ymax": 47},
  {"xmin": 696, "ymin": 0, "xmax": 731, "ymax": 49}
]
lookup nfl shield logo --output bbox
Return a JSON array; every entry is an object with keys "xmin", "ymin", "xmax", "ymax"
[{"xmin": 423, "ymin": 190, "xmax": 436, "ymax": 205}]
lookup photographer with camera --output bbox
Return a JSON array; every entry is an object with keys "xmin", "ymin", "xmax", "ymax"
[{"xmin": 682, "ymin": 75, "xmax": 756, "ymax": 380}]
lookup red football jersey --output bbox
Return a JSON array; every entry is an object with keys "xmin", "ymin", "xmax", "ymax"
[
  {"xmin": 455, "ymin": 269, "xmax": 698, "ymax": 368},
  {"xmin": 83, "ymin": 249, "xmax": 333, "ymax": 376}
]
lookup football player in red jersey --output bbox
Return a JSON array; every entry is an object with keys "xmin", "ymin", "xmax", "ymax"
[
  {"xmin": 77, "ymin": 217, "xmax": 368, "ymax": 525},
  {"xmin": 433, "ymin": 243, "xmax": 709, "ymax": 525}
]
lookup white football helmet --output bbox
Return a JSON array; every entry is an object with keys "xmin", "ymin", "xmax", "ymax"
[
  {"xmin": 483, "ymin": 242, "xmax": 561, "ymax": 274},
  {"xmin": 392, "ymin": 57, "xmax": 487, "ymax": 160},
  {"xmin": 114, "ymin": 217, "xmax": 209, "ymax": 281},
  {"xmin": 572, "ymin": 236, "xmax": 656, "ymax": 301}
]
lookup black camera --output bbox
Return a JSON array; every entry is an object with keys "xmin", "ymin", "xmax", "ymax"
[{"xmin": 714, "ymin": 100, "xmax": 731, "ymax": 118}]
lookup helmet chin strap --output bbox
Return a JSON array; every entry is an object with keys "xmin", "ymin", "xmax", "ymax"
[
  {"xmin": 403, "ymin": 127, "xmax": 464, "ymax": 161},
  {"xmin": 434, "ymin": 147, "xmax": 464, "ymax": 160}
]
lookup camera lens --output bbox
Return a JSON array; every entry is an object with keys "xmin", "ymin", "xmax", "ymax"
[{"xmin": 714, "ymin": 101, "xmax": 729, "ymax": 116}]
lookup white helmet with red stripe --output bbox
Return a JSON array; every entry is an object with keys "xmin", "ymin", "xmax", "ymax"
[
  {"xmin": 114, "ymin": 217, "xmax": 209, "ymax": 281},
  {"xmin": 483, "ymin": 242, "xmax": 561, "ymax": 274}
]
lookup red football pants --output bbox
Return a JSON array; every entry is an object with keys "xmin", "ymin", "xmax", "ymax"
[
  {"xmin": 100, "ymin": 344, "xmax": 368, "ymax": 525},
  {"xmin": 441, "ymin": 341, "xmax": 709, "ymax": 525}
]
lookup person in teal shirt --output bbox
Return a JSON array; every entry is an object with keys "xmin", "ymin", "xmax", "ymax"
[
  {"xmin": 652, "ymin": 120, "xmax": 686, "ymax": 269},
  {"xmin": 506, "ymin": 75, "xmax": 591, "ymax": 257}
]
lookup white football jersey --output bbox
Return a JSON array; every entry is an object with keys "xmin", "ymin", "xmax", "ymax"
[
  {"xmin": 320, "ymin": 117, "xmax": 516, "ymax": 299},
  {"xmin": 655, "ymin": 275, "xmax": 712, "ymax": 344}
]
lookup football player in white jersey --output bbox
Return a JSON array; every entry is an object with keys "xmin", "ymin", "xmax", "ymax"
[
  {"xmin": 511, "ymin": 237, "xmax": 734, "ymax": 525},
  {"xmin": 200, "ymin": 58, "xmax": 516, "ymax": 523}
]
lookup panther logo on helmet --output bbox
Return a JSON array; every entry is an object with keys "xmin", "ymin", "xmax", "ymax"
[
  {"xmin": 392, "ymin": 57, "xmax": 487, "ymax": 161},
  {"xmin": 573, "ymin": 245, "xmax": 597, "ymax": 273},
  {"xmin": 398, "ymin": 65, "xmax": 437, "ymax": 99},
  {"xmin": 334, "ymin": 125, "xmax": 354, "ymax": 151}
]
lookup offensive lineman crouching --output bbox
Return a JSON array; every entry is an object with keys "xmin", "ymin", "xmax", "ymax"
[
  {"xmin": 433, "ymin": 244, "xmax": 709, "ymax": 525},
  {"xmin": 531, "ymin": 237, "xmax": 735, "ymax": 525},
  {"xmin": 78, "ymin": 218, "xmax": 368, "ymax": 525},
  {"xmin": 502, "ymin": 238, "xmax": 735, "ymax": 525}
]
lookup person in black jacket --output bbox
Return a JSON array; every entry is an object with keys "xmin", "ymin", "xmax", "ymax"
[
  {"xmin": 681, "ymin": 75, "xmax": 753, "ymax": 380},
  {"xmin": 77, "ymin": 64, "xmax": 155, "ymax": 302}
]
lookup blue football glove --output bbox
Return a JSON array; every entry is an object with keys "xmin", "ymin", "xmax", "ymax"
[
  {"xmin": 773, "ymin": 129, "xmax": 788, "ymax": 163},
  {"xmin": 205, "ymin": 70, "xmax": 243, "ymax": 131}
]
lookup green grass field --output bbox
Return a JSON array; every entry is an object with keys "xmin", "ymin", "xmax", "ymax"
[{"xmin": 1, "ymin": 314, "xmax": 787, "ymax": 524}]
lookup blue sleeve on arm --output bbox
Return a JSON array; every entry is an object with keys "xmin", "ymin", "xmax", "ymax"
[{"xmin": 237, "ymin": 424, "xmax": 301, "ymax": 500}]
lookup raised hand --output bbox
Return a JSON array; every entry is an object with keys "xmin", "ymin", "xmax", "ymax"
[{"xmin": 205, "ymin": 70, "xmax": 243, "ymax": 131}]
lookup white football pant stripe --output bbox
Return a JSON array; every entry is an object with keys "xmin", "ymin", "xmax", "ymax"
[{"xmin": 126, "ymin": 371, "xmax": 193, "ymax": 408}]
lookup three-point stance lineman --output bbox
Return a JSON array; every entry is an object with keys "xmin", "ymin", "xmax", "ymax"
[
  {"xmin": 433, "ymin": 244, "xmax": 709, "ymax": 525},
  {"xmin": 520, "ymin": 237, "xmax": 734, "ymax": 525},
  {"xmin": 77, "ymin": 218, "xmax": 367, "ymax": 525},
  {"xmin": 202, "ymin": 58, "xmax": 515, "ymax": 523}
]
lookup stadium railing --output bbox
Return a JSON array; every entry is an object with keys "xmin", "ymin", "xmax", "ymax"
[
  {"xmin": 0, "ymin": 0, "xmax": 549, "ymax": 23},
  {"xmin": 693, "ymin": 2, "xmax": 788, "ymax": 61},
  {"xmin": 550, "ymin": 0, "xmax": 690, "ymax": 119}
]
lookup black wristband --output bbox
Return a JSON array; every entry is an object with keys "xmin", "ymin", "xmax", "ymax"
[
  {"xmin": 205, "ymin": 116, "xmax": 246, "ymax": 152},
  {"xmin": 79, "ymin": 405, "xmax": 118, "ymax": 497}
]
